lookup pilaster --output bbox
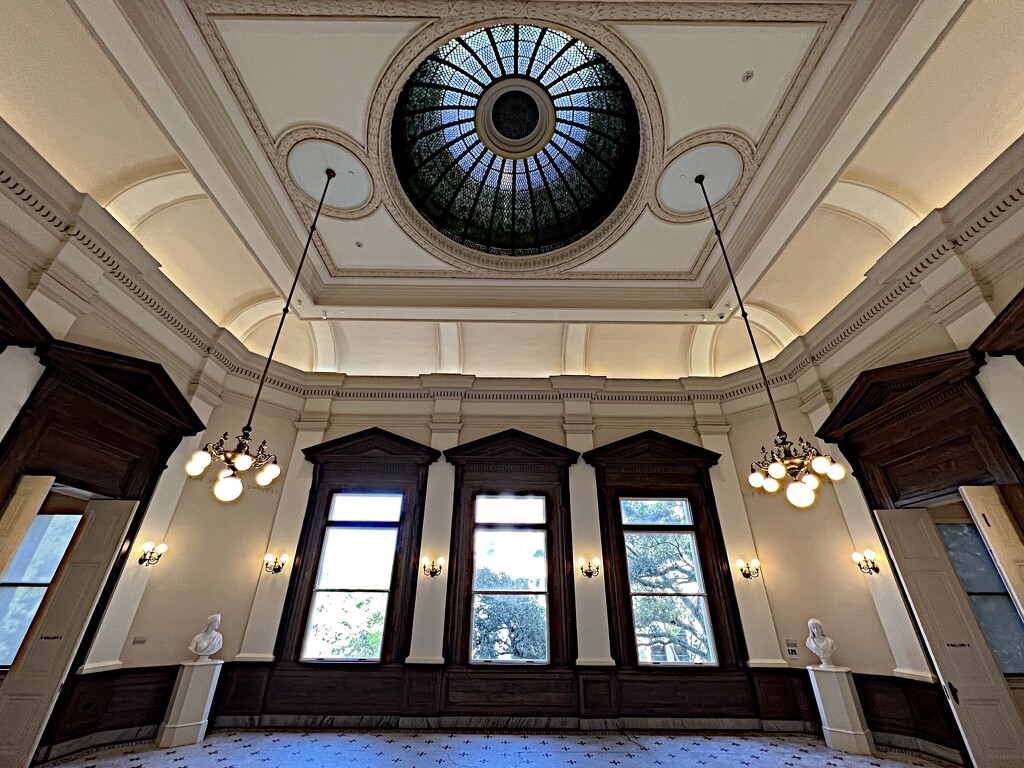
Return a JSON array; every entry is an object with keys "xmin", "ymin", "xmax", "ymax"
[{"xmin": 694, "ymin": 403, "xmax": 788, "ymax": 668}]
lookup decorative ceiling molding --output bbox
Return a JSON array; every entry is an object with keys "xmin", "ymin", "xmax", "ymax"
[
  {"xmin": 3, "ymin": 120, "xmax": 1022, "ymax": 410},
  {"xmin": 370, "ymin": 13, "xmax": 662, "ymax": 275},
  {"xmin": 650, "ymin": 129, "xmax": 756, "ymax": 224},
  {"xmin": 105, "ymin": 170, "xmax": 206, "ymax": 232},
  {"xmin": 184, "ymin": 0, "xmax": 848, "ymax": 281},
  {"xmin": 821, "ymin": 180, "xmax": 920, "ymax": 244},
  {"xmin": 275, "ymin": 125, "xmax": 380, "ymax": 220}
]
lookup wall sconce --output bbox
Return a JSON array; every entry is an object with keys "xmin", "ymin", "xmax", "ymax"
[
  {"xmin": 735, "ymin": 558, "xmax": 761, "ymax": 579},
  {"xmin": 264, "ymin": 553, "xmax": 290, "ymax": 574},
  {"xmin": 852, "ymin": 549, "xmax": 880, "ymax": 574},
  {"xmin": 421, "ymin": 556, "xmax": 445, "ymax": 577},
  {"xmin": 578, "ymin": 556, "xmax": 601, "ymax": 578},
  {"xmin": 138, "ymin": 541, "xmax": 167, "ymax": 566}
]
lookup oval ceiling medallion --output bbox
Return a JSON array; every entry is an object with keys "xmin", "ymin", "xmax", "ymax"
[
  {"xmin": 287, "ymin": 139, "xmax": 373, "ymax": 211},
  {"xmin": 652, "ymin": 131, "xmax": 755, "ymax": 224},
  {"xmin": 391, "ymin": 23, "xmax": 642, "ymax": 263}
]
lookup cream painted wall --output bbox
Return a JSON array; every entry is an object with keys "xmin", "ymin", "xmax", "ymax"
[
  {"xmin": 725, "ymin": 403, "xmax": 898, "ymax": 675},
  {"xmin": 119, "ymin": 400, "xmax": 298, "ymax": 667},
  {"xmin": 112, "ymin": 384, "xmax": 903, "ymax": 677},
  {"xmin": 0, "ymin": 346, "xmax": 44, "ymax": 443}
]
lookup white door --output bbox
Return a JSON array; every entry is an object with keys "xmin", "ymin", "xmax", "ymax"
[
  {"xmin": 960, "ymin": 486, "xmax": 1024, "ymax": 620},
  {"xmin": 877, "ymin": 507, "xmax": 1024, "ymax": 767},
  {"xmin": 0, "ymin": 499, "xmax": 136, "ymax": 768}
]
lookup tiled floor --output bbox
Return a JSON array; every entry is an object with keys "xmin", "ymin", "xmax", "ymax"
[{"xmin": 45, "ymin": 730, "xmax": 954, "ymax": 768}]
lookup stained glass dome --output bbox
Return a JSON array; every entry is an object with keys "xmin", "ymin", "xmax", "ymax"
[{"xmin": 392, "ymin": 24, "xmax": 641, "ymax": 257}]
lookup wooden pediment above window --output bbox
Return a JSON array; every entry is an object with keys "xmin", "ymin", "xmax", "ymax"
[
  {"xmin": 973, "ymin": 285, "xmax": 1024, "ymax": 363},
  {"xmin": 443, "ymin": 429, "xmax": 579, "ymax": 468},
  {"xmin": 0, "ymin": 275, "xmax": 50, "ymax": 351},
  {"xmin": 817, "ymin": 350, "xmax": 982, "ymax": 443},
  {"xmin": 303, "ymin": 427, "xmax": 440, "ymax": 467},
  {"xmin": 39, "ymin": 341, "xmax": 205, "ymax": 435},
  {"xmin": 582, "ymin": 430, "xmax": 720, "ymax": 470}
]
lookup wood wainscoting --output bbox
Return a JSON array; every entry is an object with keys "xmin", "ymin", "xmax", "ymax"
[
  {"xmin": 210, "ymin": 662, "xmax": 819, "ymax": 728},
  {"xmin": 34, "ymin": 666, "xmax": 178, "ymax": 762}
]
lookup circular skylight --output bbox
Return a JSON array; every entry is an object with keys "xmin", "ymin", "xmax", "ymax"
[{"xmin": 392, "ymin": 24, "xmax": 641, "ymax": 257}]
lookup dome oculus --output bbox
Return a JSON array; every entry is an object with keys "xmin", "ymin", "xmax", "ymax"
[{"xmin": 392, "ymin": 24, "xmax": 641, "ymax": 256}]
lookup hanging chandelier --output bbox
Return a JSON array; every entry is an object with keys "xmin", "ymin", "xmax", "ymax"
[
  {"xmin": 186, "ymin": 168, "xmax": 336, "ymax": 502},
  {"xmin": 694, "ymin": 175, "xmax": 846, "ymax": 509}
]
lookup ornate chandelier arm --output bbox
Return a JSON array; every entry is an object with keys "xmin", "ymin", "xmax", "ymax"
[
  {"xmin": 694, "ymin": 174, "xmax": 784, "ymax": 438},
  {"xmin": 243, "ymin": 168, "xmax": 336, "ymax": 434}
]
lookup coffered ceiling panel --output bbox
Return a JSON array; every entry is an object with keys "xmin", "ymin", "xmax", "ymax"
[
  {"xmin": 610, "ymin": 22, "xmax": 818, "ymax": 147},
  {"xmin": 316, "ymin": 212, "xmax": 460, "ymax": 272},
  {"xmin": 575, "ymin": 211, "xmax": 709, "ymax": 274},
  {"xmin": 215, "ymin": 18, "xmax": 426, "ymax": 145}
]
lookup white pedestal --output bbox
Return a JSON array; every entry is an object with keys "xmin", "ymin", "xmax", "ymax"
[
  {"xmin": 808, "ymin": 665, "xmax": 875, "ymax": 755},
  {"xmin": 157, "ymin": 659, "xmax": 223, "ymax": 748}
]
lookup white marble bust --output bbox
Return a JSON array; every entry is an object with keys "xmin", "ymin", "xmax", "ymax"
[
  {"xmin": 188, "ymin": 613, "xmax": 224, "ymax": 660},
  {"xmin": 805, "ymin": 617, "xmax": 836, "ymax": 667}
]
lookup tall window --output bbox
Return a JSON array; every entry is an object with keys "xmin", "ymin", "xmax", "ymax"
[
  {"xmin": 301, "ymin": 492, "xmax": 404, "ymax": 661},
  {"xmin": 0, "ymin": 513, "xmax": 81, "ymax": 666},
  {"xmin": 470, "ymin": 495, "xmax": 549, "ymax": 663},
  {"xmin": 619, "ymin": 498, "xmax": 716, "ymax": 665}
]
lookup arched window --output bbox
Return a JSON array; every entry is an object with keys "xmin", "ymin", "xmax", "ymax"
[{"xmin": 443, "ymin": 430, "xmax": 579, "ymax": 666}]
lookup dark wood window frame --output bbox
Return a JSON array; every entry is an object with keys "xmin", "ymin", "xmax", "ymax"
[
  {"xmin": 583, "ymin": 431, "xmax": 747, "ymax": 671},
  {"xmin": 443, "ymin": 429, "xmax": 580, "ymax": 667},
  {"xmin": 277, "ymin": 428, "xmax": 440, "ymax": 664}
]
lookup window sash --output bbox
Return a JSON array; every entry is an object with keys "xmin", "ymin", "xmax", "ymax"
[
  {"xmin": 618, "ymin": 498, "xmax": 717, "ymax": 666},
  {"xmin": 469, "ymin": 495, "xmax": 551, "ymax": 663},
  {"xmin": 300, "ymin": 492, "xmax": 404, "ymax": 662}
]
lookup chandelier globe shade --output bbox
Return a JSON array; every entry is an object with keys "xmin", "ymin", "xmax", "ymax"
[{"xmin": 185, "ymin": 168, "xmax": 337, "ymax": 502}]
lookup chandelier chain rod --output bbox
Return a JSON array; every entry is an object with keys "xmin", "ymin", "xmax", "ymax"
[
  {"xmin": 694, "ymin": 175, "xmax": 785, "ymax": 438},
  {"xmin": 244, "ymin": 168, "xmax": 336, "ymax": 433}
]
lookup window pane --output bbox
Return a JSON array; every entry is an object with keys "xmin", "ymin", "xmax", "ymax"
[
  {"xmin": 301, "ymin": 591, "xmax": 389, "ymax": 660},
  {"xmin": 632, "ymin": 595, "xmax": 717, "ymax": 665},
  {"xmin": 329, "ymin": 493, "xmax": 403, "ymax": 522},
  {"xmin": 624, "ymin": 532, "xmax": 703, "ymax": 594},
  {"xmin": 2, "ymin": 515, "xmax": 81, "ymax": 584},
  {"xmin": 936, "ymin": 523, "xmax": 1007, "ymax": 593},
  {"xmin": 620, "ymin": 499, "xmax": 691, "ymax": 526},
  {"xmin": 0, "ymin": 586, "xmax": 46, "ymax": 666},
  {"xmin": 969, "ymin": 594, "xmax": 1024, "ymax": 674},
  {"xmin": 317, "ymin": 528, "xmax": 398, "ymax": 590},
  {"xmin": 471, "ymin": 594, "xmax": 548, "ymax": 662},
  {"xmin": 475, "ymin": 495, "xmax": 546, "ymax": 524},
  {"xmin": 473, "ymin": 529, "xmax": 547, "ymax": 591}
]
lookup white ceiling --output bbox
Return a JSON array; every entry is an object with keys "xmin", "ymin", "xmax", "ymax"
[{"xmin": 2, "ymin": 0, "xmax": 1022, "ymax": 379}]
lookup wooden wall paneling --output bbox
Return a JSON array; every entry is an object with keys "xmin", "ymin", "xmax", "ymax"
[
  {"xmin": 441, "ymin": 669, "xmax": 577, "ymax": 714},
  {"xmin": 401, "ymin": 666, "xmax": 442, "ymax": 716},
  {"xmin": 211, "ymin": 663, "xmax": 271, "ymax": 717},
  {"xmin": 751, "ymin": 669, "xmax": 819, "ymax": 723},
  {"xmin": 577, "ymin": 670, "xmax": 617, "ymax": 718},
  {"xmin": 265, "ymin": 664, "xmax": 408, "ymax": 715},
  {"xmin": 853, "ymin": 674, "xmax": 964, "ymax": 751},
  {"xmin": 40, "ymin": 667, "xmax": 178, "ymax": 745},
  {"xmin": 973, "ymin": 284, "xmax": 1024, "ymax": 366}
]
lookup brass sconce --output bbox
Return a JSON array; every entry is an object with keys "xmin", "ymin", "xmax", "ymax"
[
  {"xmin": 735, "ymin": 558, "xmax": 761, "ymax": 580},
  {"xmin": 264, "ymin": 553, "xmax": 290, "ymax": 574},
  {"xmin": 421, "ymin": 556, "xmax": 445, "ymax": 577},
  {"xmin": 138, "ymin": 541, "xmax": 167, "ymax": 566},
  {"xmin": 578, "ymin": 556, "xmax": 601, "ymax": 579},
  {"xmin": 852, "ymin": 549, "xmax": 880, "ymax": 575}
]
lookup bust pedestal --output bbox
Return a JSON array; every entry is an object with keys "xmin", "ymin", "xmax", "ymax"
[
  {"xmin": 807, "ymin": 665, "xmax": 875, "ymax": 755},
  {"xmin": 156, "ymin": 659, "xmax": 223, "ymax": 748}
]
